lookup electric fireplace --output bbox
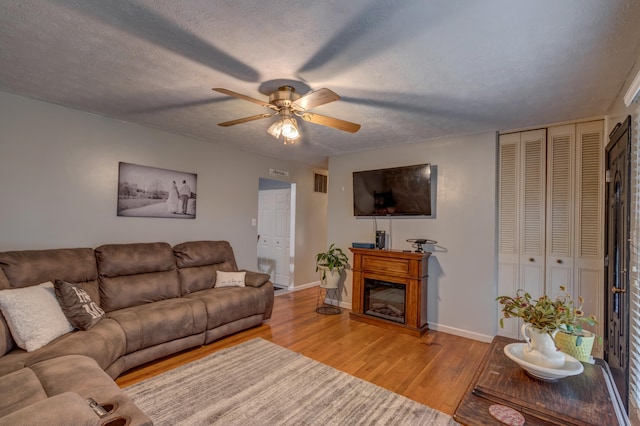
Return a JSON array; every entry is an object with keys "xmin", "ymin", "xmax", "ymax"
[{"xmin": 349, "ymin": 248, "xmax": 430, "ymax": 336}]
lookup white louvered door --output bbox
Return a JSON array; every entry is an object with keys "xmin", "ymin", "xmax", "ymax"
[
  {"xmin": 498, "ymin": 129, "xmax": 546, "ymax": 338},
  {"xmin": 498, "ymin": 133, "xmax": 521, "ymax": 338},
  {"xmin": 574, "ymin": 120, "xmax": 604, "ymax": 356},
  {"xmin": 519, "ymin": 130, "xmax": 547, "ymax": 300},
  {"xmin": 546, "ymin": 124, "xmax": 575, "ymax": 298},
  {"xmin": 497, "ymin": 122, "xmax": 603, "ymax": 345}
]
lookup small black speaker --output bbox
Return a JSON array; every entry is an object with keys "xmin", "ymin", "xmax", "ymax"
[{"xmin": 375, "ymin": 230, "xmax": 386, "ymax": 249}]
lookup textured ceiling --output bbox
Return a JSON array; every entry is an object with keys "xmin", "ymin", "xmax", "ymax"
[{"xmin": 1, "ymin": 0, "xmax": 640, "ymax": 168}]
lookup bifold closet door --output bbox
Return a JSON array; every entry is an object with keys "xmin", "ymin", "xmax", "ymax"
[
  {"xmin": 497, "ymin": 122, "xmax": 603, "ymax": 345},
  {"xmin": 546, "ymin": 124, "xmax": 575, "ymax": 298},
  {"xmin": 519, "ymin": 129, "xmax": 547, "ymax": 300},
  {"xmin": 498, "ymin": 133, "xmax": 520, "ymax": 337},
  {"xmin": 498, "ymin": 129, "xmax": 546, "ymax": 338},
  {"xmin": 574, "ymin": 120, "xmax": 604, "ymax": 355}
]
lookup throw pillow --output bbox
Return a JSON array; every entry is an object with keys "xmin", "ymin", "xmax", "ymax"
[
  {"xmin": 215, "ymin": 270, "xmax": 246, "ymax": 288},
  {"xmin": 54, "ymin": 279, "xmax": 105, "ymax": 330},
  {"xmin": 0, "ymin": 282, "xmax": 73, "ymax": 352}
]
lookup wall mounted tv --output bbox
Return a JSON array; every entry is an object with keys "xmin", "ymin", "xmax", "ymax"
[{"xmin": 353, "ymin": 163, "xmax": 432, "ymax": 216}]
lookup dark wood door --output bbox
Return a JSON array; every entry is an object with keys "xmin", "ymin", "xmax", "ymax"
[{"xmin": 604, "ymin": 115, "xmax": 631, "ymax": 411}]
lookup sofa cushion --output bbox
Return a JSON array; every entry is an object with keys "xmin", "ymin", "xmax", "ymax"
[
  {"xmin": 215, "ymin": 270, "xmax": 246, "ymax": 288},
  {"xmin": 28, "ymin": 355, "xmax": 153, "ymax": 426},
  {"xmin": 184, "ymin": 287, "xmax": 266, "ymax": 330},
  {"xmin": 0, "ymin": 350, "xmax": 29, "ymax": 377},
  {"xmin": 0, "ymin": 367, "xmax": 47, "ymax": 418},
  {"xmin": 0, "ymin": 313, "xmax": 14, "ymax": 357},
  {"xmin": 173, "ymin": 241, "xmax": 240, "ymax": 294},
  {"xmin": 173, "ymin": 240, "xmax": 238, "ymax": 269},
  {"xmin": 0, "ymin": 282, "xmax": 73, "ymax": 352},
  {"xmin": 0, "ymin": 248, "xmax": 98, "ymax": 290},
  {"xmin": 256, "ymin": 281, "xmax": 275, "ymax": 320},
  {"xmin": 25, "ymin": 318, "xmax": 126, "ymax": 373},
  {"xmin": 0, "ymin": 392, "xmax": 102, "ymax": 426},
  {"xmin": 30, "ymin": 354, "xmax": 115, "ymax": 398},
  {"xmin": 242, "ymin": 270, "xmax": 271, "ymax": 288},
  {"xmin": 96, "ymin": 242, "xmax": 181, "ymax": 312},
  {"xmin": 54, "ymin": 280, "xmax": 105, "ymax": 330},
  {"xmin": 107, "ymin": 298, "xmax": 207, "ymax": 354}
]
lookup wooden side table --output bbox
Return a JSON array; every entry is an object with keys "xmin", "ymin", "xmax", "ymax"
[{"xmin": 454, "ymin": 336, "xmax": 627, "ymax": 425}]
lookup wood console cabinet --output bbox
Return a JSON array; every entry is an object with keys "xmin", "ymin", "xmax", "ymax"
[
  {"xmin": 349, "ymin": 248, "xmax": 430, "ymax": 336},
  {"xmin": 454, "ymin": 336, "xmax": 626, "ymax": 425}
]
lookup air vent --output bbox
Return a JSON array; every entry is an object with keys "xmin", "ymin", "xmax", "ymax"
[{"xmin": 314, "ymin": 173, "xmax": 328, "ymax": 193}]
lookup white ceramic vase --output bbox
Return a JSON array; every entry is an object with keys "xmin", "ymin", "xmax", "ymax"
[
  {"xmin": 521, "ymin": 323, "xmax": 565, "ymax": 369},
  {"xmin": 317, "ymin": 265, "xmax": 342, "ymax": 289}
]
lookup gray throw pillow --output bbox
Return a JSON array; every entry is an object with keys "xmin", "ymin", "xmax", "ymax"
[{"xmin": 54, "ymin": 279, "xmax": 105, "ymax": 330}]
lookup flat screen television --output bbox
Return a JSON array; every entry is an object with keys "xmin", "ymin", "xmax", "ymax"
[{"xmin": 353, "ymin": 164, "xmax": 432, "ymax": 216}]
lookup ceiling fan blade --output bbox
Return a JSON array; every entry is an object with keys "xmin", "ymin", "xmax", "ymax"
[
  {"xmin": 212, "ymin": 88, "xmax": 275, "ymax": 109},
  {"xmin": 299, "ymin": 112, "xmax": 361, "ymax": 133},
  {"xmin": 218, "ymin": 113, "xmax": 273, "ymax": 127},
  {"xmin": 292, "ymin": 88, "xmax": 340, "ymax": 111}
]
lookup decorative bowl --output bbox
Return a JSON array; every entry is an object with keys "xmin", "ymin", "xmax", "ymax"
[{"xmin": 504, "ymin": 343, "xmax": 584, "ymax": 381}]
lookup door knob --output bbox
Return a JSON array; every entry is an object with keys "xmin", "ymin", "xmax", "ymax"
[
  {"xmin": 529, "ymin": 258, "xmax": 535, "ymax": 262},
  {"xmin": 556, "ymin": 259, "xmax": 563, "ymax": 264},
  {"xmin": 611, "ymin": 287, "xmax": 626, "ymax": 294}
]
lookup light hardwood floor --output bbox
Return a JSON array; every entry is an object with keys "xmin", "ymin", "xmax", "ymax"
[{"xmin": 116, "ymin": 287, "xmax": 490, "ymax": 415}]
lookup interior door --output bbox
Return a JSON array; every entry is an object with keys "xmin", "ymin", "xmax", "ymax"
[
  {"xmin": 604, "ymin": 116, "xmax": 631, "ymax": 411},
  {"xmin": 546, "ymin": 124, "xmax": 575, "ymax": 298},
  {"xmin": 497, "ymin": 129, "xmax": 546, "ymax": 339},
  {"xmin": 519, "ymin": 130, "xmax": 547, "ymax": 300},
  {"xmin": 498, "ymin": 133, "xmax": 521, "ymax": 338},
  {"xmin": 258, "ymin": 188, "xmax": 291, "ymax": 288}
]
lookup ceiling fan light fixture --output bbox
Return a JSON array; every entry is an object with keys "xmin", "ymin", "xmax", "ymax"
[
  {"xmin": 281, "ymin": 117, "xmax": 299, "ymax": 139},
  {"xmin": 214, "ymin": 85, "xmax": 360, "ymax": 140},
  {"xmin": 267, "ymin": 109, "xmax": 300, "ymax": 143},
  {"xmin": 267, "ymin": 120, "xmax": 283, "ymax": 138}
]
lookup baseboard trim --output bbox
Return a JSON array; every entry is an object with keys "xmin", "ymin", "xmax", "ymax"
[
  {"xmin": 428, "ymin": 323, "xmax": 494, "ymax": 343},
  {"xmin": 339, "ymin": 301, "xmax": 353, "ymax": 310},
  {"xmin": 290, "ymin": 281, "xmax": 321, "ymax": 291}
]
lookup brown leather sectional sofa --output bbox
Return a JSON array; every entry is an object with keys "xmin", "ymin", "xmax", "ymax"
[{"xmin": 0, "ymin": 241, "xmax": 274, "ymax": 425}]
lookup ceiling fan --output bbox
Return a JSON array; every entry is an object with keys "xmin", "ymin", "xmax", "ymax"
[{"xmin": 212, "ymin": 86, "xmax": 361, "ymax": 143}]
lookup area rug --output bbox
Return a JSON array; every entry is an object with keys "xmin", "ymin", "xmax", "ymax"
[{"xmin": 124, "ymin": 338, "xmax": 458, "ymax": 426}]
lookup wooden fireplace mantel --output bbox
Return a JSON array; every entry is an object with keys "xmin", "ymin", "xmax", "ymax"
[{"xmin": 349, "ymin": 248, "xmax": 430, "ymax": 337}]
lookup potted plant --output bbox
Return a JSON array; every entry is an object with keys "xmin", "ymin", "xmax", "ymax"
[
  {"xmin": 315, "ymin": 243, "xmax": 350, "ymax": 289},
  {"xmin": 497, "ymin": 286, "xmax": 598, "ymax": 367}
]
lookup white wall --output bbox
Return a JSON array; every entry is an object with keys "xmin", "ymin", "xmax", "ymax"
[
  {"xmin": 327, "ymin": 132, "xmax": 498, "ymax": 341},
  {"xmin": 0, "ymin": 91, "xmax": 327, "ymax": 287}
]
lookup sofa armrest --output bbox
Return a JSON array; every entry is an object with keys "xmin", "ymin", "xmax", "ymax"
[
  {"xmin": 0, "ymin": 392, "xmax": 100, "ymax": 426},
  {"xmin": 241, "ymin": 270, "xmax": 271, "ymax": 288}
]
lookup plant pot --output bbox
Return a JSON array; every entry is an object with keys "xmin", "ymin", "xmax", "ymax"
[
  {"xmin": 555, "ymin": 330, "xmax": 595, "ymax": 362},
  {"xmin": 521, "ymin": 323, "xmax": 565, "ymax": 369},
  {"xmin": 317, "ymin": 265, "xmax": 342, "ymax": 289}
]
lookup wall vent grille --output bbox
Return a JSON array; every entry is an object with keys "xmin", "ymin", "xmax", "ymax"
[{"xmin": 314, "ymin": 173, "xmax": 328, "ymax": 193}]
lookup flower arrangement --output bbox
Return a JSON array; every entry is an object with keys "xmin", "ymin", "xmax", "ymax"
[{"xmin": 497, "ymin": 286, "xmax": 598, "ymax": 343}]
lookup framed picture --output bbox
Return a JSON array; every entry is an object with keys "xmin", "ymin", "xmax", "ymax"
[{"xmin": 117, "ymin": 162, "xmax": 197, "ymax": 219}]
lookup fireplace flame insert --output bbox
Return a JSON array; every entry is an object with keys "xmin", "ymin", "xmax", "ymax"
[{"xmin": 363, "ymin": 278, "xmax": 406, "ymax": 324}]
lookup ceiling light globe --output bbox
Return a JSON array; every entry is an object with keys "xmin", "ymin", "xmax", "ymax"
[
  {"xmin": 267, "ymin": 120, "xmax": 283, "ymax": 139},
  {"xmin": 281, "ymin": 117, "xmax": 299, "ymax": 139}
]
